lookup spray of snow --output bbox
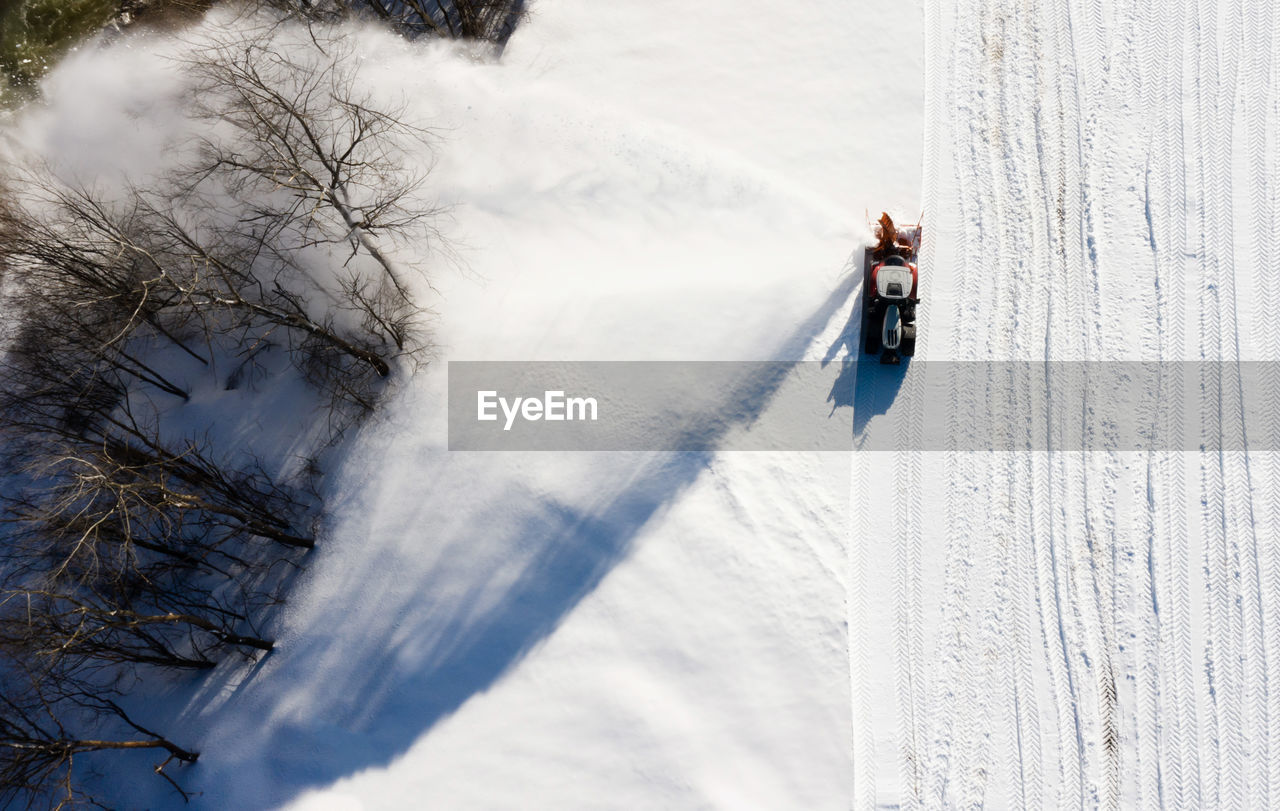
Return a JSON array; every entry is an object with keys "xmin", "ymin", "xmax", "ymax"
[{"xmin": 0, "ymin": 2, "xmax": 928, "ymax": 807}]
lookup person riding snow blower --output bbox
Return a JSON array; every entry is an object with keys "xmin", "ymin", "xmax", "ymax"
[{"xmin": 862, "ymin": 212, "xmax": 920, "ymax": 364}]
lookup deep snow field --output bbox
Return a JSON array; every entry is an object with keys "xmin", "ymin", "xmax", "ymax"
[{"xmin": 5, "ymin": 0, "xmax": 1279, "ymax": 808}]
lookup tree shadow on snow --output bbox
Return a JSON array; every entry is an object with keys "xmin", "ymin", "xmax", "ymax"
[{"xmin": 168, "ymin": 257, "xmax": 863, "ymax": 809}]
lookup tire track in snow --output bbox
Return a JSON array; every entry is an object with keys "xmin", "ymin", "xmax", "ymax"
[
  {"xmin": 891, "ymin": 470, "xmax": 924, "ymax": 806},
  {"xmin": 1045, "ymin": 1, "xmax": 1098, "ymax": 805},
  {"xmin": 930, "ymin": 1, "xmax": 1046, "ymax": 805},
  {"xmin": 1191, "ymin": 0, "xmax": 1248, "ymax": 805},
  {"xmin": 977, "ymin": 1, "xmax": 1090, "ymax": 805},
  {"xmin": 1067, "ymin": 0, "xmax": 1126, "ymax": 795},
  {"xmin": 887, "ymin": 0, "xmax": 948, "ymax": 802},
  {"xmin": 1241, "ymin": 2, "xmax": 1277, "ymax": 806},
  {"xmin": 964, "ymin": 6, "xmax": 1011, "ymax": 793},
  {"xmin": 1076, "ymin": 0, "xmax": 1106, "ymax": 82},
  {"xmin": 892, "ymin": 442, "xmax": 925, "ymax": 811},
  {"xmin": 1191, "ymin": 2, "xmax": 1224, "ymax": 801},
  {"xmin": 1018, "ymin": 4, "xmax": 1090, "ymax": 804},
  {"xmin": 1124, "ymin": 3, "xmax": 1184, "ymax": 806},
  {"xmin": 930, "ymin": 2, "xmax": 1280, "ymax": 807},
  {"xmin": 1136, "ymin": 456, "xmax": 1166, "ymax": 810},
  {"xmin": 993, "ymin": 2, "xmax": 1048, "ymax": 806},
  {"xmin": 1080, "ymin": 27, "xmax": 1137, "ymax": 811},
  {"xmin": 1214, "ymin": 3, "xmax": 1259, "ymax": 807},
  {"xmin": 903, "ymin": 3, "xmax": 1280, "ymax": 808},
  {"xmin": 922, "ymin": 0, "xmax": 987, "ymax": 800},
  {"xmin": 1099, "ymin": 7, "xmax": 1185, "ymax": 810},
  {"xmin": 1194, "ymin": 5, "xmax": 1273, "ymax": 806},
  {"xmin": 1133, "ymin": 3, "xmax": 1178, "ymax": 806},
  {"xmin": 1257, "ymin": 8, "xmax": 1280, "ymax": 803},
  {"xmin": 1066, "ymin": 3, "xmax": 1155, "ymax": 808},
  {"xmin": 1033, "ymin": 3, "xmax": 1130, "ymax": 805},
  {"xmin": 1215, "ymin": 0, "xmax": 1268, "ymax": 802},
  {"xmin": 1141, "ymin": 0, "xmax": 1200, "ymax": 804},
  {"xmin": 983, "ymin": 2, "xmax": 1058, "ymax": 804},
  {"xmin": 849, "ymin": 447, "xmax": 877, "ymax": 811},
  {"xmin": 1107, "ymin": 8, "xmax": 1165, "ymax": 806}
]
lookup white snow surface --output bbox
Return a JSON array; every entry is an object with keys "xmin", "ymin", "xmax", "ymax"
[{"xmin": 11, "ymin": 0, "xmax": 1280, "ymax": 808}]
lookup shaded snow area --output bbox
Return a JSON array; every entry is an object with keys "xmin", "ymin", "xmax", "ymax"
[{"xmin": 11, "ymin": 0, "xmax": 1280, "ymax": 807}]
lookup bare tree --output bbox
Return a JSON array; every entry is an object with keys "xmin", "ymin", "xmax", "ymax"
[
  {"xmin": 0, "ymin": 588, "xmax": 273, "ymax": 671},
  {"xmin": 0, "ymin": 657, "xmax": 197, "ymax": 809},
  {"xmin": 260, "ymin": 0, "xmax": 528, "ymax": 45},
  {"xmin": 0, "ymin": 175, "xmax": 399, "ymax": 382},
  {"xmin": 0, "ymin": 425, "xmax": 312, "ymax": 671},
  {"xmin": 0, "ymin": 20, "xmax": 452, "ymax": 806},
  {"xmin": 184, "ymin": 28, "xmax": 443, "ymax": 304}
]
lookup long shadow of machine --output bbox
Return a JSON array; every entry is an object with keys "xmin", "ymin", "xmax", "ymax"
[{"xmin": 823, "ymin": 256, "xmax": 908, "ymax": 441}]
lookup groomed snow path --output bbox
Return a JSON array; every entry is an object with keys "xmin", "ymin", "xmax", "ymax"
[{"xmin": 869, "ymin": 0, "xmax": 1280, "ymax": 809}]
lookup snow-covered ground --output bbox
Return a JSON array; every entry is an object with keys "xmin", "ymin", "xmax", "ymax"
[{"xmin": 9, "ymin": 0, "xmax": 1279, "ymax": 807}]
